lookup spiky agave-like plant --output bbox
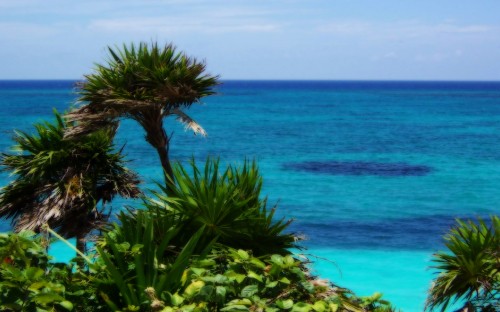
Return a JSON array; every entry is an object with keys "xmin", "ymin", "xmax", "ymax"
[
  {"xmin": 66, "ymin": 42, "xmax": 219, "ymax": 187},
  {"xmin": 0, "ymin": 111, "xmax": 140, "ymax": 251},
  {"xmin": 426, "ymin": 216, "xmax": 499, "ymax": 312},
  {"xmin": 145, "ymin": 158, "xmax": 298, "ymax": 256}
]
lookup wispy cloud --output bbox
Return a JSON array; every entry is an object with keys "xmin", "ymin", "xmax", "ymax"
[
  {"xmin": 88, "ymin": 16, "xmax": 279, "ymax": 35},
  {"xmin": 0, "ymin": 22, "xmax": 60, "ymax": 39},
  {"xmin": 318, "ymin": 20, "xmax": 495, "ymax": 38},
  {"xmin": 1, "ymin": 0, "xmax": 499, "ymax": 79}
]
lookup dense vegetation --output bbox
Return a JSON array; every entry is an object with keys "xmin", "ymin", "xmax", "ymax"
[
  {"xmin": 0, "ymin": 42, "xmax": 498, "ymax": 311},
  {"xmin": 0, "ymin": 159, "xmax": 395, "ymax": 311}
]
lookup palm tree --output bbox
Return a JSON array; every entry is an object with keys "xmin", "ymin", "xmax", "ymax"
[
  {"xmin": 426, "ymin": 216, "xmax": 499, "ymax": 312},
  {"xmin": 65, "ymin": 42, "xmax": 219, "ymax": 187},
  {"xmin": 0, "ymin": 112, "xmax": 141, "ymax": 252}
]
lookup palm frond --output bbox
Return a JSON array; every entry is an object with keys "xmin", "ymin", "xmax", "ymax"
[
  {"xmin": 426, "ymin": 216, "xmax": 500, "ymax": 312},
  {"xmin": 144, "ymin": 157, "xmax": 298, "ymax": 256},
  {"xmin": 0, "ymin": 111, "xmax": 141, "ymax": 241},
  {"xmin": 172, "ymin": 108, "xmax": 207, "ymax": 136}
]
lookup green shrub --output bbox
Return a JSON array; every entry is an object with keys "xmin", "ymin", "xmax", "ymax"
[
  {"xmin": 0, "ymin": 231, "xmax": 76, "ymax": 311},
  {"xmin": 160, "ymin": 248, "xmax": 395, "ymax": 312},
  {"xmin": 90, "ymin": 208, "xmax": 210, "ymax": 311}
]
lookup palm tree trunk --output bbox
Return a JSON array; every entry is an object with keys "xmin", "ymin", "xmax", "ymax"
[
  {"xmin": 76, "ymin": 234, "xmax": 86, "ymax": 253},
  {"xmin": 142, "ymin": 113, "xmax": 175, "ymax": 191},
  {"xmin": 155, "ymin": 143, "xmax": 174, "ymax": 188}
]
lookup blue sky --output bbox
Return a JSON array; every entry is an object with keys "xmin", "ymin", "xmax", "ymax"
[{"xmin": 1, "ymin": 0, "xmax": 499, "ymax": 80}]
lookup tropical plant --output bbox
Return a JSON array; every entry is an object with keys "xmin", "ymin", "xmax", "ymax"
[
  {"xmin": 426, "ymin": 216, "xmax": 500, "ymax": 312},
  {"xmin": 145, "ymin": 158, "xmax": 298, "ymax": 256},
  {"xmin": 0, "ymin": 111, "xmax": 140, "ymax": 252},
  {"xmin": 89, "ymin": 208, "xmax": 210, "ymax": 311},
  {"xmin": 0, "ymin": 231, "xmax": 74, "ymax": 311},
  {"xmin": 160, "ymin": 248, "xmax": 395, "ymax": 311},
  {"xmin": 65, "ymin": 42, "xmax": 219, "ymax": 187}
]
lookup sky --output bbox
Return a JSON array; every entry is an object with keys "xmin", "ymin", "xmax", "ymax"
[{"xmin": 1, "ymin": 0, "xmax": 499, "ymax": 80}]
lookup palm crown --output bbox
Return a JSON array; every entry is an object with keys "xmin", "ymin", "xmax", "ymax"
[
  {"xmin": 66, "ymin": 42, "xmax": 219, "ymax": 185},
  {"xmin": 0, "ymin": 112, "xmax": 140, "ymax": 250}
]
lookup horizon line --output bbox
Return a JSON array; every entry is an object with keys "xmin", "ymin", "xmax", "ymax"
[{"xmin": 1, "ymin": 78, "xmax": 500, "ymax": 83}]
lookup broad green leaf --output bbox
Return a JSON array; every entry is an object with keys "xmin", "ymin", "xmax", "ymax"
[
  {"xmin": 291, "ymin": 302, "xmax": 312, "ymax": 312},
  {"xmin": 269, "ymin": 264, "xmax": 282, "ymax": 276},
  {"xmin": 59, "ymin": 300, "xmax": 74, "ymax": 311},
  {"xmin": 270, "ymin": 255, "xmax": 283, "ymax": 265},
  {"xmin": 265, "ymin": 281, "xmax": 278, "ymax": 288},
  {"xmin": 183, "ymin": 280, "xmax": 205, "ymax": 298},
  {"xmin": 216, "ymin": 286, "xmax": 226, "ymax": 303},
  {"xmin": 196, "ymin": 259, "xmax": 216, "ymax": 267},
  {"xmin": 191, "ymin": 267, "xmax": 206, "ymax": 276},
  {"xmin": 312, "ymin": 301, "xmax": 326, "ymax": 312},
  {"xmin": 198, "ymin": 285, "xmax": 215, "ymax": 300},
  {"xmin": 214, "ymin": 274, "xmax": 229, "ymax": 284},
  {"xmin": 225, "ymin": 271, "xmax": 246, "ymax": 284},
  {"xmin": 171, "ymin": 292, "xmax": 184, "ymax": 306},
  {"xmin": 221, "ymin": 305, "xmax": 249, "ymax": 311},
  {"xmin": 116, "ymin": 242, "xmax": 130, "ymax": 252},
  {"xmin": 28, "ymin": 281, "xmax": 47, "ymax": 291},
  {"xmin": 240, "ymin": 285, "xmax": 258, "ymax": 298},
  {"xmin": 279, "ymin": 277, "xmax": 291, "ymax": 284},
  {"xmin": 284, "ymin": 255, "xmax": 296, "ymax": 267},
  {"xmin": 25, "ymin": 267, "xmax": 44, "ymax": 280},
  {"xmin": 250, "ymin": 258, "xmax": 266, "ymax": 269},
  {"xmin": 130, "ymin": 244, "xmax": 143, "ymax": 253},
  {"xmin": 276, "ymin": 299, "xmax": 294, "ymax": 309},
  {"xmin": 34, "ymin": 293, "xmax": 65, "ymax": 304},
  {"xmin": 226, "ymin": 298, "xmax": 252, "ymax": 306},
  {"xmin": 247, "ymin": 271, "xmax": 263, "ymax": 282},
  {"xmin": 237, "ymin": 250, "xmax": 249, "ymax": 260}
]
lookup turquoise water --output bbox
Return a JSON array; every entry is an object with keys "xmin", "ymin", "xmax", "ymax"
[{"xmin": 1, "ymin": 80, "xmax": 499, "ymax": 311}]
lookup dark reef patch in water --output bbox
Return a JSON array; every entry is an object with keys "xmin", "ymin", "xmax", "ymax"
[
  {"xmin": 290, "ymin": 214, "xmax": 484, "ymax": 250},
  {"xmin": 284, "ymin": 161, "xmax": 433, "ymax": 177}
]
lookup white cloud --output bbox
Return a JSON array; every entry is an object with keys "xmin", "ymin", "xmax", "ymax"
[
  {"xmin": 88, "ymin": 17, "xmax": 279, "ymax": 35},
  {"xmin": 317, "ymin": 21, "xmax": 371, "ymax": 35},
  {"xmin": 317, "ymin": 20, "xmax": 495, "ymax": 39},
  {"xmin": 0, "ymin": 22, "xmax": 60, "ymax": 39}
]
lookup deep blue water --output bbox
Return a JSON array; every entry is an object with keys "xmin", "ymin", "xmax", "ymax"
[{"xmin": 1, "ymin": 80, "xmax": 499, "ymax": 311}]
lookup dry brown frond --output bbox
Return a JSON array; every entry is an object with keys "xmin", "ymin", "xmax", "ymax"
[{"xmin": 172, "ymin": 108, "xmax": 207, "ymax": 137}]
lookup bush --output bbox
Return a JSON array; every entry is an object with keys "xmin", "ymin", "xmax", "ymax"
[
  {"xmin": 0, "ymin": 159, "xmax": 396, "ymax": 312},
  {"xmin": 159, "ymin": 248, "xmax": 395, "ymax": 311},
  {"xmin": 89, "ymin": 208, "xmax": 209, "ymax": 311},
  {"xmin": 0, "ymin": 232, "xmax": 75, "ymax": 311}
]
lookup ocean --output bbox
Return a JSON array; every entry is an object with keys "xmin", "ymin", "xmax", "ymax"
[{"xmin": 1, "ymin": 80, "xmax": 499, "ymax": 311}]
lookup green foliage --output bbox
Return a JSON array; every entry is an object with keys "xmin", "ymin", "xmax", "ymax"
[
  {"xmin": 0, "ymin": 220, "xmax": 395, "ymax": 312},
  {"xmin": 0, "ymin": 111, "xmax": 140, "ymax": 241},
  {"xmin": 146, "ymin": 158, "xmax": 298, "ymax": 256},
  {"xmin": 0, "ymin": 231, "xmax": 76, "ymax": 311},
  {"xmin": 160, "ymin": 248, "xmax": 395, "ymax": 312},
  {"xmin": 89, "ymin": 208, "xmax": 210, "ymax": 311},
  {"xmin": 426, "ymin": 216, "xmax": 500, "ymax": 312},
  {"xmin": 78, "ymin": 42, "xmax": 219, "ymax": 108},
  {"xmin": 66, "ymin": 42, "xmax": 220, "ymax": 186}
]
